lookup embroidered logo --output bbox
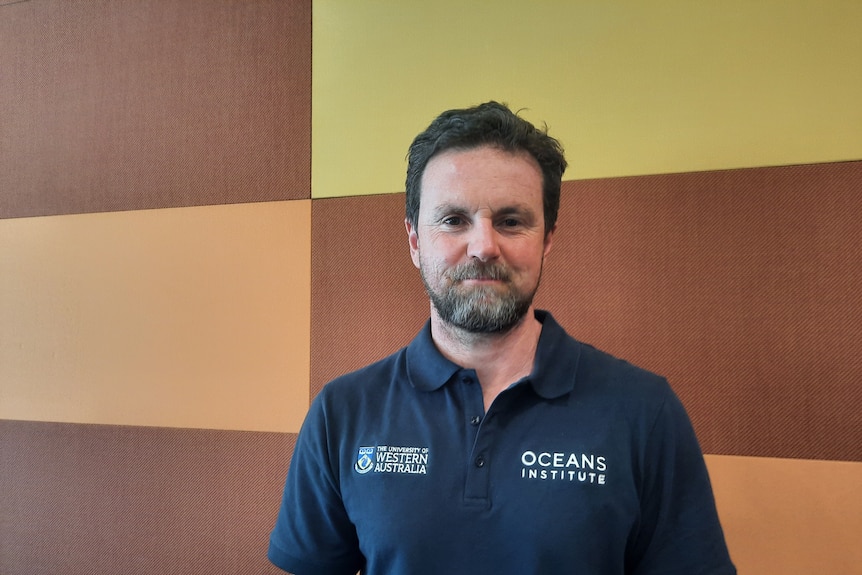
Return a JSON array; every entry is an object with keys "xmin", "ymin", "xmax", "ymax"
[
  {"xmin": 519, "ymin": 450, "xmax": 608, "ymax": 485},
  {"xmin": 353, "ymin": 444, "xmax": 429, "ymax": 475},
  {"xmin": 355, "ymin": 446, "xmax": 375, "ymax": 474}
]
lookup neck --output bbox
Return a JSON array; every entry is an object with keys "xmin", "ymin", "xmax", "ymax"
[{"xmin": 430, "ymin": 306, "xmax": 543, "ymax": 411}]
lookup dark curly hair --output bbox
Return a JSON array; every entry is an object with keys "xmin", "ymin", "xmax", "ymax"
[{"xmin": 405, "ymin": 101, "xmax": 567, "ymax": 234}]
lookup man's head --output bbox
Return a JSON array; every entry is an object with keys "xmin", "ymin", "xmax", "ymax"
[
  {"xmin": 405, "ymin": 103, "xmax": 567, "ymax": 335},
  {"xmin": 405, "ymin": 101, "xmax": 567, "ymax": 235}
]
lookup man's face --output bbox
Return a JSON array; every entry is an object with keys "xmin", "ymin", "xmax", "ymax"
[{"xmin": 406, "ymin": 146, "xmax": 554, "ymax": 333}]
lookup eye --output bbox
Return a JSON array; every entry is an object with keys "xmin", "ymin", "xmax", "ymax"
[
  {"xmin": 442, "ymin": 216, "xmax": 464, "ymax": 226},
  {"xmin": 500, "ymin": 217, "xmax": 521, "ymax": 228}
]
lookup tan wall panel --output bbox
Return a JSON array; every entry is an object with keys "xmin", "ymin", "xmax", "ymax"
[
  {"xmin": 0, "ymin": 201, "xmax": 310, "ymax": 433},
  {"xmin": 706, "ymin": 455, "xmax": 862, "ymax": 575}
]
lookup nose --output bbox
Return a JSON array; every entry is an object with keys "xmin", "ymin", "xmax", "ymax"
[{"xmin": 466, "ymin": 219, "xmax": 501, "ymax": 262}]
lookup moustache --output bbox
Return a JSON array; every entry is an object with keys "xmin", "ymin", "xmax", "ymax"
[{"xmin": 448, "ymin": 263, "xmax": 511, "ymax": 282}]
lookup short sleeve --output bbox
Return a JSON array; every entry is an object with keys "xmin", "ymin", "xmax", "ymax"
[
  {"xmin": 268, "ymin": 394, "xmax": 364, "ymax": 575},
  {"xmin": 626, "ymin": 386, "xmax": 736, "ymax": 575}
]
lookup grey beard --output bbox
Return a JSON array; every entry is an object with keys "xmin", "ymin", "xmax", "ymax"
[{"xmin": 422, "ymin": 262, "xmax": 535, "ymax": 334}]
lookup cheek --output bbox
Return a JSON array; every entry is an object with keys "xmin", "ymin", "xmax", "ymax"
[
  {"xmin": 419, "ymin": 252, "xmax": 450, "ymax": 278},
  {"xmin": 422, "ymin": 236, "xmax": 464, "ymax": 264},
  {"xmin": 506, "ymin": 242, "xmax": 545, "ymax": 267}
]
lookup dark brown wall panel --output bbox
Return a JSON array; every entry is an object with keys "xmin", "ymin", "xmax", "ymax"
[
  {"xmin": 0, "ymin": 0, "xmax": 311, "ymax": 219},
  {"xmin": 541, "ymin": 161, "xmax": 861, "ymax": 462},
  {"xmin": 310, "ymin": 194, "xmax": 429, "ymax": 398},
  {"xmin": 0, "ymin": 420, "xmax": 294, "ymax": 575},
  {"xmin": 310, "ymin": 161, "xmax": 862, "ymax": 462}
]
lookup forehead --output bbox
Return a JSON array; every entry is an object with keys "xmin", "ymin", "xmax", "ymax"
[{"xmin": 419, "ymin": 146, "xmax": 543, "ymax": 212}]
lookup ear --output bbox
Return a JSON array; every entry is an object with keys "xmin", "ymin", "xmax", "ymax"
[
  {"xmin": 542, "ymin": 224, "xmax": 556, "ymax": 259},
  {"xmin": 405, "ymin": 218, "xmax": 421, "ymax": 269}
]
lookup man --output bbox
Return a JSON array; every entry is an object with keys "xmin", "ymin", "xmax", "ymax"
[{"xmin": 269, "ymin": 102, "xmax": 735, "ymax": 574}]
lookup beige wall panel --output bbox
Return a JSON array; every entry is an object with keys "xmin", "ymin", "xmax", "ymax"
[
  {"xmin": 0, "ymin": 201, "xmax": 310, "ymax": 433},
  {"xmin": 706, "ymin": 455, "xmax": 862, "ymax": 575}
]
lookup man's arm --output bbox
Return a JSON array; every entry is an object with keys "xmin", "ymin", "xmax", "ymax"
[
  {"xmin": 627, "ymin": 386, "xmax": 736, "ymax": 575},
  {"xmin": 268, "ymin": 393, "xmax": 363, "ymax": 575}
]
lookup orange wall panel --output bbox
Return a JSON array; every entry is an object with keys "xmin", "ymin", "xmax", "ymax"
[
  {"xmin": 0, "ymin": 201, "xmax": 311, "ymax": 433},
  {"xmin": 707, "ymin": 455, "xmax": 862, "ymax": 575}
]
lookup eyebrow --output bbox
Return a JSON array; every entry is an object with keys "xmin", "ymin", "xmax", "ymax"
[
  {"xmin": 429, "ymin": 203, "xmax": 467, "ymax": 220},
  {"xmin": 430, "ymin": 203, "xmax": 537, "ymax": 219},
  {"xmin": 496, "ymin": 205, "xmax": 536, "ymax": 217}
]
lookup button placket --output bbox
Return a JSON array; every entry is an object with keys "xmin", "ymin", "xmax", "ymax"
[
  {"xmin": 465, "ymin": 411, "xmax": 492, "ymax": 504},
  {"xmin": 457, "ymin": 368, "xmax": 491, "ymax": 506}
]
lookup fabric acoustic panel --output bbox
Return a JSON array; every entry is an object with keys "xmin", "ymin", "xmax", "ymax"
[
  {"xmin": 0, "ymin": 420, "xmax": 292, "ymax": 575},
  {"xmin": 310, "ymin": 160, "xmax": 862, "ymax": 463},
  {"xmin": 0, "ymin": 0, "xmax": 311, "ymax": 219},
  {"xmin": 706, "ymin": 455, "xmax": 861, "ymax": 574},
  {"xmin": 0, "ymin": 200, "xmax": 311, "ymax": 433},
  {"xmin": 2, "ymin": 421, "xmax": 859, "ymax": 575},
  {"xmin": 311, "ymin": 1, "xmax": 862, "ymax": 199}
]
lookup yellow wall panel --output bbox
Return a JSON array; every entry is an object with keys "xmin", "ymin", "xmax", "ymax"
[
  {"xmin": 312, "ymin": 0, "xmax": 862, "ymax": 198},
  {"xmin": 0, "ymin": 201, "xmax": 310, "ymax": 433},
  {"xmin": 706, "ymin": 455, "xmax": 862, "ymax": 575}
]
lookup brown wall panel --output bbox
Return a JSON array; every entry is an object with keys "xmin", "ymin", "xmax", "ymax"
[
  {"xmin": 0, "ymin": 0, "xmax": 311, "ymax": 219},
  {"xmin": 310, "ymin": 194, "xmax": 429, "ymax": 398},
  {"xmin": 0, "ymin": 420, "xmax": 294, "ymax": 575},
  {"xmin": 310, "ymin": 161, "xmax": 862, "ymax": 461},
  {"xmin": 540, "ymin": 161, "xmax": 861, "ymax": 461}
]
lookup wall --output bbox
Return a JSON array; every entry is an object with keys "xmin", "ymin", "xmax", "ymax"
[
  {"xmin": 1, "ymin": 2, "xmax": 310, "ymax": 573},
  {"xmin": 2, "ymin": 1, "xmax": 861, "ymax": 574}
]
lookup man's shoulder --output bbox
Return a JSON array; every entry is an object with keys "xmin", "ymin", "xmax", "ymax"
[
  {"xmin": 538, "ymin": 311, "xmax": 665, "ymax": 384},
  {"xmin": 577, "ymin": 340, "xmax": 664, "ymax": 382},
  {"xmin": 566, "ymin": 337, "xmax": 672, "ymax": 404},
  {"xmin": 321, "ymin": 345, "xmax": 410, "ymax": 397}
]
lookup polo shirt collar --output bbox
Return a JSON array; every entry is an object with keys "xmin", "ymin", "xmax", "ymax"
[
  {"xmin": 405, "ymin": 310, "xmax": 581, "ymax": 399},
  {"xmin": 405, "ymin": 321, "xmax": 461, "ymax": 392},
  {"xmin": 529, "ymin": 310, "xmax": 581, "ymax": 399}
]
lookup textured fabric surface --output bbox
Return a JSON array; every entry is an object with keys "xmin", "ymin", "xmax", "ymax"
[
  {"xmin": 310, "ymin": 194, "xmax": 429, "ymax": 398},
  {"xmin": 0, "ymin": 420, "xmax": 295, "ymax": 575},
  {"xmin": 0, "ymin": 200, "xmax": 311, "ymax": 433},
  {"xmin": 310, "ymin": 161, "xmax": 862, "ymax": 462},
  {"xmin": 0, "ymin": 0, "xmax": 311, "ymax": 219},
  {"xmin": 2, "ymin": 1, "xmax": 860, "ymax": 573}
]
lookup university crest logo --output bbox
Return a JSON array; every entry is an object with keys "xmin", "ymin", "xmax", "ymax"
[{"xmin": 354, "ymin": 446, "xmax": 375, "ymax": 474}]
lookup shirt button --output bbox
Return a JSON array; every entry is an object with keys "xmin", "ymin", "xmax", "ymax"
[
  {"xmin": 475, "ymin": 456, "xmax": 486, "ymax": 468},
  {"xmin": 462, "ymin": 376, "xmax": 474, "ymax": 385},
  {"xmin": 470, "ymin": 416, "xmax": 481, "ymax": 425}
]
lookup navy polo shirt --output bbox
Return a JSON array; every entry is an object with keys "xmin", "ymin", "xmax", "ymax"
[{"xmin": 269, "ymin": 311, "xmax": 735, "ymax": 575}]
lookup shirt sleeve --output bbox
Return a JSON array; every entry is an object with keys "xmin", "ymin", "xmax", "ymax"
[
  {"xmin": 626, "ymin": 385, "xmax": 736, "ymax": 575},
  {"xmin": 268, "ymin": 393, "xmax": 364, "ymax": 575}
]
